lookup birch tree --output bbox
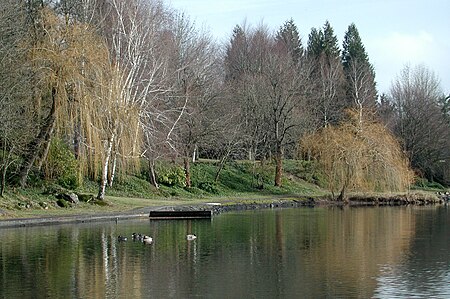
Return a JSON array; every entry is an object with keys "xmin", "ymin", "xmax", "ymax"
[
  {"xmin": 342, "ymin": 23, "xmax": 377, "ymax": 127},
  {"xmin": 91, "ymin": 0, "xmax": 176, "ymax": 198}
]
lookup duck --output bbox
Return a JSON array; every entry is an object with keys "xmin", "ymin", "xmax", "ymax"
[
  {"xmin": 117, "ymin": 235, "xmax": 128, "ymax": 242},
  {"xmin": 142, "ymin": 235, "xmax": 153, "ymax": 244},
  {"xmin": 132, "ymin": 232, "xmax": 143, "ymax": 241},
  {"xmin": 187, "ymin": 234, "xmax": 197, "ymax": 241}
]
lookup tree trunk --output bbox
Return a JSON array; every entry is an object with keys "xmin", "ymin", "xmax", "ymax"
[
  {"xmin": 108, "ymin": 153, "xmax": 117, "ymax": 188},
  {"xmin": 73, "ymin": 118, "xmax": 81, "ymax": 160},
  {"xmin": 337, "ymin": 163, "xmax": 351, "ymax": 201},
  {"xmin": 337, "ymin": 185, "xmax": 346, "ymax": 202},
  {"xmin": 19, "ymin": 87, "xmax": 57, "ymax": 187},
  {"xmin": 183, "ymin": 156, "xmax": 191, "ymax": 188},
  {"xmin": 0, "ymin": 166, "xmax": 5, "ymax": 197},
  {"xmin": 0, "ymin": 142, "xmax": 7, "ymax": 197},
  {"xmin": 37, "ymin": 135, "xmax": 53, "ymax": 172},
  {"xmin": 148, "ymin": 159, "xmax": 159, "ymax": 189},
  {"xmin": 274, "ymin": 146, "xmax": 283, "ymax": 187},
  {"xmin": 97, "ymin": 132, "xmax": 115, "ymax": 200},
  {"xmin": 214, "ymin": 155, "xmax": 227, "ymax": 183},
  {"xmin": 192, "ymin": 145, "xmax": 197, "ymax": 163}
]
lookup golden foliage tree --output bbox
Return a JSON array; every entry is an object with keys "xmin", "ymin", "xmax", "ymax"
[
  {"xmin": 18, "ymin": 7, "xmax": 111, "ymax": 186},
  {"xmin": 14, "ymin": 6, "xmax": 141, "ymax": 199},
  {"xmin": 300, "ymin": 109, "xmax": 414, "ymax": 200}
]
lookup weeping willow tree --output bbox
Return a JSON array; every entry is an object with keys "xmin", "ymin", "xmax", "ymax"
[
  {"xmin": 17, "ymin": 7, "xmax": 101, "ymax": 187},
  {"xmin": 16, "ymin": 6, "xmax": 141, "ymax": 199},
  {"xmin": 301, "ymin": 109, "xmax": 414, "ymax": 200}
]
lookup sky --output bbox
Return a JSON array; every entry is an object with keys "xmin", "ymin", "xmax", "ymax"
[{"xmin": 168, "ymin": 0, "xmax": 450, "ymax": 94}]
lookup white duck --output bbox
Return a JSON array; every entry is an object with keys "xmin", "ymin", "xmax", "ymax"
[
  {"xmin": 142, "ymin": 235, "xmax": 153, "ymax": 244},
  {"xmin": 187, "ymin": 234, "xmax": 197, "ymax": 241}
]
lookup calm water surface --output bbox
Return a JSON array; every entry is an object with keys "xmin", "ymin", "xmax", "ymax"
[{"xmin": 0, "ymin": 206, "xmax": 449, "ymax": 298}]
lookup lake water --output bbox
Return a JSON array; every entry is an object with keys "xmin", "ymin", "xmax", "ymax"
[{"xmin": 0, "ymin": 205, "xmax": 449, "ymax": 298}]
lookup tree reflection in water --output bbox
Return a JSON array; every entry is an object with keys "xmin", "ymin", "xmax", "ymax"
[{"xmin": 0, "ymin": 206, "xmax": 449, "ymax": 298}]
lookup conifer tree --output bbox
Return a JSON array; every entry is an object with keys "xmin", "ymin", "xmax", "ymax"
[
  {"xmin": 306, "ymin": 21, "xmax": 345, "ymax": 128},
  {"xmin": 276, "ymin": 19, "xmax": 303, "ymax": 63},
  {"xmin": 306, "ymin": 27, "xmax": 323, "ymax": 58},
  {"xmin": 224, "ymin": 25, "xmax": 248, "ymax": 82},
  {"xmin": 322, "ymin": 20, "xmax": 340, "ymax": 59},
  {"xmin": 342, "ymin": 23, "xmax": 377, "ymax": 116},
  {"xmin": 342, "ymin": 23, "xmax": 369, "ymax": 70}
]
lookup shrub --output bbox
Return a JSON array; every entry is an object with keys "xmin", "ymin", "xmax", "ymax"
[
  {"xmin": 44, "ymin": 138, "xmax": 80, "ymax": 189},
  {"xmin": 414, "ymin": 178, "xmax": 445, "ymax": 190},
  {"xmin": 198, "ymin": 181, "xmax": 219, "ymax": 194},
  {"xmin": 156, "ymin": 164, "xmax": 186, "ymax": 187}
]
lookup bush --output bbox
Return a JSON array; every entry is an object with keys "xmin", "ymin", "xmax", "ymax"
[
  {"xmin": 44, "ymin": 138, "xmax": 80, "ymax": 189},
  {"xmin": 198, "ymin": 181, "xmax": 219, "ymax": 194},
  {"xmin": 156, "ymin": 164, "xmax": 186, "ymax": 187},
  {"xmin": 414, "ymin": 178, "xmax": 445, "ymax": 190}
]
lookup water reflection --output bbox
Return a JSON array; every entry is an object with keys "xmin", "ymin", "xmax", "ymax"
[
  {"xmin": 373, "ymin": 206, "xmax": 450, "ymax": 298},
  {"xmin": 0, "ymin": 206, "xmax": 449, "ymax": 298}
]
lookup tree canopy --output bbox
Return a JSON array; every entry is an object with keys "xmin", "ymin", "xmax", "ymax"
[{"xmin": 1, "ymin": 0, "xmax": 448, "ymax": 201}]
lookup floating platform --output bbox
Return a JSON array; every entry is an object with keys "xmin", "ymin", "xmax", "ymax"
[{"xmin": 149, "ymin": 210, "xmax": 213, "ymax": 220}]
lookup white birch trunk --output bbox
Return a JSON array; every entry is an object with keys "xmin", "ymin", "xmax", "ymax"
[
  {"xmin": 108, "ymin": 153, "xmax": 117, "ymax": 188},
  {"xmin": 98, "ymin": 132, "xmax": 115, "ymax": 200}
]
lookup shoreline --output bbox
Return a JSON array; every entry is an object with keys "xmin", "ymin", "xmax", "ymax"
[{"xmin": 0, "ymin": 193, "xmax": 446, "ymax": 229}]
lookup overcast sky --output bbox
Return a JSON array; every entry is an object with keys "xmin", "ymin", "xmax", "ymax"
[{"xmin": 169, "ymin": 0, "xmax": 450, "ymax": 94}]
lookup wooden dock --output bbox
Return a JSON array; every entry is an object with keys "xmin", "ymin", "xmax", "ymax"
[{"xmin": 149, "ymin": 210, "xmax": 213, "ymax": 220}]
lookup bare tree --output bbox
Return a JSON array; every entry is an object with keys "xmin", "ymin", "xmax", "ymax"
[
  {"xmin": 309, "ymin": 54, "xmax": 345, "ymax": 128},
  {"xmin": 0, "ymin": 0, "xmax": 35, "ymax": 195},
  {"xmin": 224, "ymin": 24, "xmax": 270, "ymax": 162},
  {"xmin": 161, "ymin": 13, "xmax": 221, "ymax": 188},
  {"xmin": 390, "ymin": 64, "xmax": 450, "ymax": 185},
  {"xmin": 264, "ymin": 39, "xmax": 306, "ymax": 186},
  {"xmin": 225, "ymin": 22, "xmax": 306, "ymax": 186},
  {"xmin": 346, "ymin": 59, "xmax": 377, "ymax": 129}
]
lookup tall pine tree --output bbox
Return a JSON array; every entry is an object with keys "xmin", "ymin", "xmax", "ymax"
[
  {"xmin": 306, "ymin": 21, "xmax": 345, "ymax": 128},
  {"xmin": 276, "ymin": 19, "xmax": 303, "ymax": 63},
  {"xmin": 224, "ymin": 25, "xmax": 248, "ymax": 82},
  {"xmin": 306, "ymin": 27, "xmax": 323, "ymax": 58},
  {"xmin": 322, "ymin": 20, "xmax": 340, "ymax": 59},
  {"xmin": 342, "ymin": 23, "xmax": 377, "ymax": 114}
]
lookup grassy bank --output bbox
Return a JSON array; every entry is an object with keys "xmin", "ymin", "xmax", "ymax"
[
  {"xmin": 0, "ymin": 160, "xmax": 327, "ymax": 218},
  {"xmin": 0, "ymin": 159, "xmax": 446, "ymax": 219}
]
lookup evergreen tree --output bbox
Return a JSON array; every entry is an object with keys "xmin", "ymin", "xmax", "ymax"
[
  {"xmin": 276, "ymin": 19, "xmax": 303, "ymax": 63},
  {"xmin": 322, "ymin": 20, "xmax": 340, "ymax": 59},
  {"xmin": 306, "ymin": 21, "xmax": 340, "ymax": 60},
  {"xmin": 306, "ymin": 27, "xmax": 323, "ymax": 58},
  {"xmin": 342, "ymin": 23, "xmax": 369, "ymax": 71},
  {"xmin": 306, "ymin": 21, "xmax": 346, "ymax": 128},
  {"xmin": 342, "ymin": 23, "xmax": 377, "ymax": 110},
  {"xmin": 224, "ymin": 24, "xmax": 248, "ymax": 81}
]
